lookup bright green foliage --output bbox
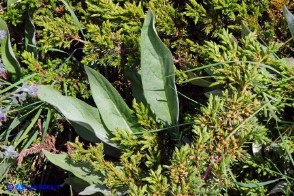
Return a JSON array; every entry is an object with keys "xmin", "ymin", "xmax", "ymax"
[
  {"xmin": 2, "ymin": 0, "xmax": 292, "ymax": 98},
  {"xmin": 39, "ymin": 10, "xmax": 178, "ymax": 158},
  {"xmin": 187, "ymin": 29, "xmax": 294, "ymax": 121},
  {"xmin": 34, "ymin": 13, "xmax": 80, "ymax": 53},
  {"xmin": 132, "ymin": 99, "xmax": 161, "ymax": 130},
  {"xmin": 39, "ymin": 5, "xmax": 294, "ymax": 195},
  {"xmin": 0, "ymin": 1, "xmax": 293, "ymax": 195},
  {"xmin": 193, "ymin": 91, "xmax": 269, "ymax": 158},
  {"xmin": 168, "ymin": 145, "xmax": 205, "ymax": 195},
  {"xmin": 185, "ymin": 0, "xmax": 270, "ymax": 37},
  {"xmin": 4, "ymin": 0, "xmax": 39, "ymax": 26},
  {"xmin": 21, "ymin": 51, "xmax": 91, "ymax": 98},
  {"xmin": 59, "ymin": 90, "xmax": 279, "ymax": 194}
]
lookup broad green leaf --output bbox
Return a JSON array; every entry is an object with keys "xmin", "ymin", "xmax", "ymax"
[
  {"xmin": 43, "ymin": 150, "xmax": 102, "ymax": 185},
  {"xmin": 85, "ymin": 66, "xmax": 143, "ymax": 133},
  {"xmin": 79, "ymin": 184, "xmax": 112, "ymax": 196},
  {"xmin": 141, "ymin": 9, "xmax": 179, "ymax": 125},
  {"xmin": 283, "ymin": 6, "xmax": 294, "ymax": 39},
  {"xmin": 38, "ymin": 85, "xmax": 117, "ymax": 149},
  {"xmin": 25, "ymin": 12, "xmax": 38, "ymax": 59},
  {"xmin": 0, "ymin": 18, "xmax": 21, "ymax": 81}
]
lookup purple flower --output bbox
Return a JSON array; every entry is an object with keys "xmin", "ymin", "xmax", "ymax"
[
  {"xmin": 0, "ymin": 30, "xmax": 6, "ymax": 41},
  {"xmin": 28, "ymin": 84, "xmax": 38, "ymax": 97},
  {"xmin": 10, "ymin": 82, "xmax": 38, "ymax": 104},
  {"xmin": 0, "ymin": 108, "xmax": 7, "ymax": 122},
  {"xmin": 19, "ymin": 82, "xmax": 38, "ymax": 97},
  {"xmin": 0, "ymin": 145, "xmax": 18, "ymax": 159}
]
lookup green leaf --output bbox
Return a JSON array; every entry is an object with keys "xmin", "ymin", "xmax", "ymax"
[
  {"xmin": 283, "ymin": 6, "xmax": 294, "ymax": 39},
  {"xmin": 140, "ymin": 9, "xmax": 179, "ymax": 126},
  {"xmin": 235, "ymin": 178, "xmax": 282, "ymax": 188},
  {"xmin": 0, "ymin": 73, "xmax": 36, "ymax": 94},
  {"xmin": 79, "ymin": 184, "xmax": 112, "ymax": 196},
  {"xmin": 37, "ymin": 85, "xmax": 118, "ymax": 150},
  {"xmin": 187, "ymin": 72, "xmax": 212, "ymax": 87},
  {"xmin": 14, "ymin": 108, "xmax": 42, "ymax": 147},
  {"xmin": 85, "ymin": 66, "xmax": 143, "ymax": 133},
  {"xmin": 43, "ymin": 150, "xmax": 102, "ymax": 185},
  {"xmin": 25, "ymin": 11, "xmax": 38, "ymax": 59},
  {"xmin": 7, "ymin": 0, "xmax": 18, "ymax": 9},
  {"xmin": 0, "ymin": 17, "xmax": 21, "ymax": 81},
  {"xmin": 60, "ymin": 0, "xmax": 85, "ymax": 38},
  {"xmin": 64, "ymin": 177, "xmax": 90, "ymax": 193},
  {"xmin": 125, "ymin": 69, "xmax": 147, "ymax": 105},
  {"xmin": 0, "ymin": 160, "xmax": 14, "ymax": 181}
]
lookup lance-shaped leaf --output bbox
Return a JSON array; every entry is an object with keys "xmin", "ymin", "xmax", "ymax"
[
  {"xmin": 38, "ymin": 85, "xmax": 118, "ymax": 150},
  {"xmin": 85, "ymin": 66, "xmax": 143, "ymax": 133},
  {"xmin": 43, "ymin": 151, "xmax": 118, "ymax": 195},
  {"xmin": 140, "ymin": 9, "xmax": 179, "ymax": 126},
  {"xmin": 234, "ymin": 178, "xmax": 282, "ymax": 188},
  {"xmin": 25, "ymin": 11, "xmax": 38, "ymax": 59},
  {"xmin": 283, "ymin": 6, "xmax": 294, "ymax": 39},
  {"xmin": 43, "ymin": 150, "xmax": 102, "ymax": 185},
  {"xmin": 0, "ymin": 18, "xmax": 21, "ymax": 81}
]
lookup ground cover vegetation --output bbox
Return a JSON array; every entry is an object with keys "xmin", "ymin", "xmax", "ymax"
[{"xmin": 0, "ymin": 0, "xmax": 293, "ymax": 195}]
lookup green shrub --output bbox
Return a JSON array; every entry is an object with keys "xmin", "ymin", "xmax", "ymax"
[
  {"xmin": 0, "ymin": 1, "xmax": 293, "ymax": 195},
  {"xmin": 40, "ymin": 8, "xmax": 293, "ymax": 195}
]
